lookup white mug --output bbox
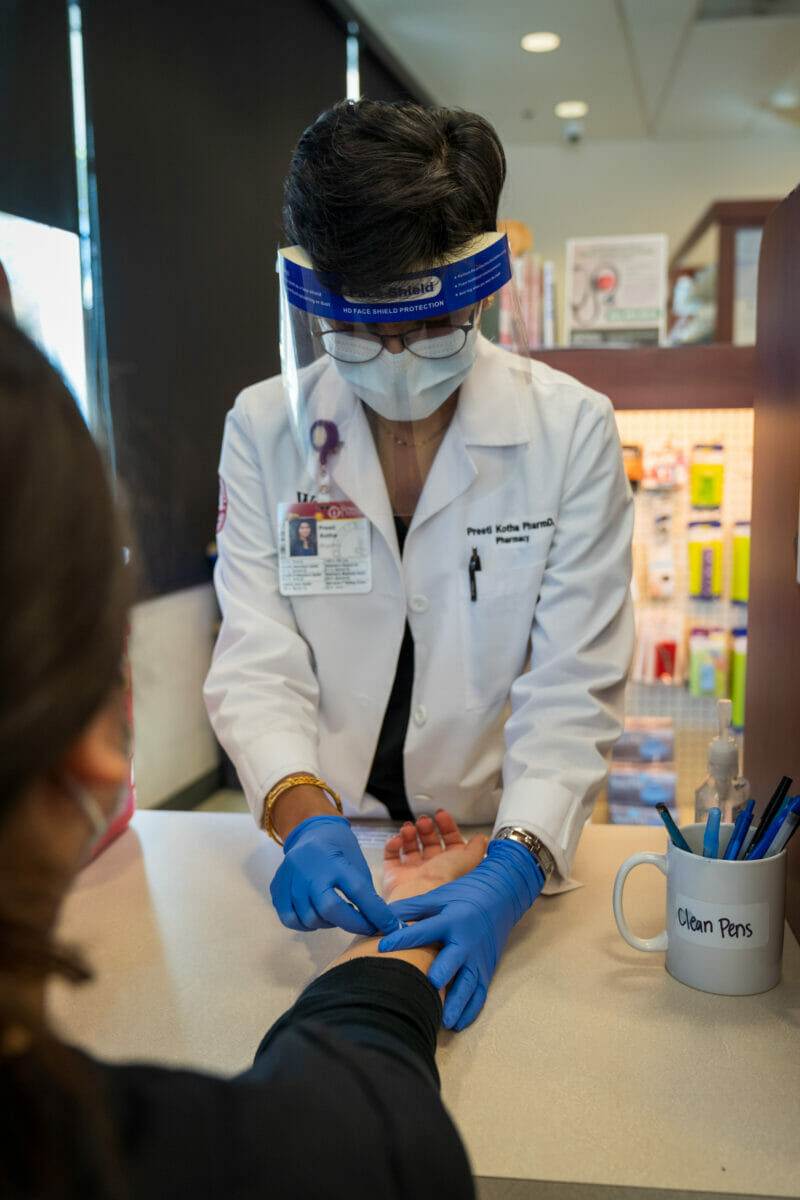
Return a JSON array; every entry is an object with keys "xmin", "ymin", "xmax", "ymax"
[{"xmin": 613, "ymin": 823, "xmax": 787, "ymax": 995}]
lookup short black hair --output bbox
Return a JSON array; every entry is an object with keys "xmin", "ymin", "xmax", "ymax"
[{"xmin": 283, "ymin": 99, "xmax": 506, "ymax": 296}]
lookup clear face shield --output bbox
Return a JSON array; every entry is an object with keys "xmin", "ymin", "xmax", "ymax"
[{"xmin": 277, "ymin": 232, "xmax": 532, "ymax": 520}]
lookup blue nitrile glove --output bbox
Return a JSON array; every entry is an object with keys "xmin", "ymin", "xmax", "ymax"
[
  {"xmin": 270, "ymin": 814, "xmax": 399, "ymax": 937},
  {"xmin": 379, "ymin": 839, "xmax": 544, "ymax": 1030}
]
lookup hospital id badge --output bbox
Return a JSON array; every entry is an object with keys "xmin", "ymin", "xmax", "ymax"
[{"xmin": 278, "ymin": 501, "xmax": 372, "ymax": 595}]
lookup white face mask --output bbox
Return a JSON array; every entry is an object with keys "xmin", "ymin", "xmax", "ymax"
[{"xmin": 332, "ymin": 326, "xmax": 479, "ymax": 421}]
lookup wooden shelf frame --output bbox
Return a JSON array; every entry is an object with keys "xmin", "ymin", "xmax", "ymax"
[
  {"xmin": 534, "ymin": 344, "xmax": 754, "ymax": 410},
  {"xmin": 668, "ymin": 199, "xmax": 779, "ymax": 343}
]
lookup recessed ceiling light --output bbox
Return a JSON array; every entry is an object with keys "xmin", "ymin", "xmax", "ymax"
[
  {"xmin": 521, "ymin": 31, "xmax": 561, "ymax": 53},
  {"xmin": 555, "ymin": 100, "xmax": 588, "ymax": 119},
  {"xmin": 769, "ymin": 87, "xmax": 799, "ymax": 109}
]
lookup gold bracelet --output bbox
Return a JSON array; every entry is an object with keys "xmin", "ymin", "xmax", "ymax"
[{"xmin": 263, "ymin": 773, "xmax": 342, "ymax": 845}]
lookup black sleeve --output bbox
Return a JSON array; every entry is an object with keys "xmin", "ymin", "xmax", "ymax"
[
  {"xmin": 33, "ymin": 958, "xmax": 474, "ymax": 1200},
  {"xmin": 253, "ymin": 957, "xmax": 443, "ymax": 1087},
  {"xmin": 234, "ymin": 958, "xmax": 474, "ymax": 1200}
]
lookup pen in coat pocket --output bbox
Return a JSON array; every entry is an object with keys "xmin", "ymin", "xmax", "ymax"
[{"xmin": 469, "ymin": 546, "xmax": 481, "ymax": 602}]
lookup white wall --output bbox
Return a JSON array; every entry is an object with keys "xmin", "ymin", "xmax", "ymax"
[
  {"xmin": 128, "ymin": 583, "xmax": 220, "ymax": 808},
  {"xmin": 502, "ymin": 131, "xmax": 800, "ymax": 343}
]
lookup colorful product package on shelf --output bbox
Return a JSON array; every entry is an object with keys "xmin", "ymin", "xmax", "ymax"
[
  {"xmin": 641, "ymin": 440, "xmax": 687, "ymax": 492},
  {"xmin": 689, "ymin": 442, "xmax": 724, "ymax": 507},
  {"xmin": 688, "ymin": 520, "xmax": 723, "ymax": 599},
  {"xmin": 646, "ymin": 548, "xmax": 676, "ymax": 599},
  {"xmin": 688, "ymin": 626, "xmax": 728, "ymax": 697},
  {"xmin": 730, "ymin": 628, "xmax": 747, "ymax": 730},
  {"xmin": 613, "ymin": 716, "xmax": 675, "ymax": 764},
  {"xmin": 622, "ymin": 444, "xmax": 644, "ymax": 491},
  {"xmin": 731, "ymin": 520, "xmax": 750, "ymax": 603},
  {"xmin": 609, "ymin": 803, "xmax": 675, "ymax": 826},
  {"xmin": 607, "ymin": 764, "xmax": 678, "ymax": 825},
  {"xmin": 631, "ymin": 608, "xmax": 685, "ymax": 685},
  {"xmin": 644, "ymin": 497, "xmax": 676, "ymax": 598}
]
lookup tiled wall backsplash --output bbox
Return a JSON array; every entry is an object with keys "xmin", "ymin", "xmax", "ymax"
[{"xmin": 612, "ymin": 408, "xmax": 754, "ymax": 819}]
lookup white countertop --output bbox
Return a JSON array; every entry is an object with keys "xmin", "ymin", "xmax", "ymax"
[{"xmin": 50, "ymin": 812, "xmax": 800, "ymax": 1198}]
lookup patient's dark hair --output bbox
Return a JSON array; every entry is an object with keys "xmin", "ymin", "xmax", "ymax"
[
  {"xmin": 0, "ymin": 312, "xmax": 128, "ymax": 1197},
  {"xmin": 0, "ymin": 314, "xmax": 127, "ymax": 814},
  {"xmin": 283, "ymin": 99, "xmax": 506, "ymax": 295}
]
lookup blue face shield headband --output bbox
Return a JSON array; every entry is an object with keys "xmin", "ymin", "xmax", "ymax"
[{"xmin": 277, "ymin": 231, "xmax": 512, "ymax": 322}]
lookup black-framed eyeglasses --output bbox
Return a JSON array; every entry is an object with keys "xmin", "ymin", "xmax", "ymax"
[{"xmin": 317, "ymin": 310, "xmax": 477, "ymax": 364}]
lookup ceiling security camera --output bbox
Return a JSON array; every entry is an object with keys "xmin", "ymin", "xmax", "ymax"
[{"xmin": 563, "ymin": 118, "xmax": 584, "ymax": 145}]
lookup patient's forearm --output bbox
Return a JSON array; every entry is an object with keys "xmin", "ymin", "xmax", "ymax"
[
  {"xmin": 327, "ymin": 932, "xmax": 440, "ymax": 987},
  {"xmin": 323, "ymin": 873, "xmax": 442, "ymax": 987}
]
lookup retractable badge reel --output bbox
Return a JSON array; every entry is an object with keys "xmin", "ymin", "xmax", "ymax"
[{"xmin": 310, "ymin": 419, "xmax": 340, "ymax": 497}]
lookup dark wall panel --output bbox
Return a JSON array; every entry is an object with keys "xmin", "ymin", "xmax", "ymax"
[
  {"xmin": 746, "ymin": 181, "xmax": 800, "ymax": 938},
  {"xmin": 0, "ymin": 0, "xmax": 78, "ymax": 231},
  {"xmin": 82, "ymin": 0, "xmax": 347, "ymax": 595},
  {"xmin": 359, "ymin": 43, "xmax": 420, "ymax": 103}
]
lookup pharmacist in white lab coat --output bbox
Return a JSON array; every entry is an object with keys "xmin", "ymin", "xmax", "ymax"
[{"xmin": 204, "ymin": 100, "xmax": 634, "ymax": 1030}]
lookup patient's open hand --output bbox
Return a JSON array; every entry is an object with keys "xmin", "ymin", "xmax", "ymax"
[{"xmin": 382, "ymin": 811, "xmax": 488, "ymax": 903}]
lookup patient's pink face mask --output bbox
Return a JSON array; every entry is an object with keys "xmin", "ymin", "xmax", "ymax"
[{"xmin": 63, "ymin": 775, "xmax": 129, "ymax": 862}]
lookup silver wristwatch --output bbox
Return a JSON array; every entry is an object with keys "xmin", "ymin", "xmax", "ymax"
[{"xmin": 493, "ymin": 826, "xmax": 556, "ymax": 882}]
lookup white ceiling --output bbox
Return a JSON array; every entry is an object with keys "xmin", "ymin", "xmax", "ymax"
[{"xmin": 347, "ymin": 0, "xmax": 800, "ymax": 144}]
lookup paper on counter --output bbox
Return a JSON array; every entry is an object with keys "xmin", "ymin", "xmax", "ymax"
[
  {"xmin": 351, "ymin": 820, "xmax": 583, "ymax": 894},
  {"xmin": 543, "ymin": 875, "xmax": 583, "ymax": 895}
]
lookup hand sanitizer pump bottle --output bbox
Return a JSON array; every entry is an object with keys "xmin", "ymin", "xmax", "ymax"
[{"xmin": 694, "ymin": 698, "xmax": 749, "ymax": 823}]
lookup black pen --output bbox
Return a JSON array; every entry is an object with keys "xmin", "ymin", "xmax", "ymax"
[
  {"xmin": 468, "ymin": 546, "xmax": 481, "ymax": 601},
  {"xmin": 746, "ymin": 775, "xmax": 792, "ymax": 856}
]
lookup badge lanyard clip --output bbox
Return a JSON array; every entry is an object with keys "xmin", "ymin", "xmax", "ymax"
[{"xmin": 310, "ymin": 419, "xmax": 341, "ymax": 497}]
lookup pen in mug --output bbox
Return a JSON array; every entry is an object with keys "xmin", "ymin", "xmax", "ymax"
[
  {"xmin": 655, "ymin": 802, "xmax": 692, "ymax": 852},
  {"xmin": 744, "ymin": 775, "xmax": 792, "ymax": 857},
  {"xmin": 723, "ymin": 798, "xmax": 754, "ymax": 861},
  {"xmin": 764, "ymin": 797, "xmax": 800, "ymax": 857},
  {"xmin": 743, "ymin": 790, "xmax": 795, "ymax": 860},
  {"xmin": 703, "ymin": 807, "xmax": 722, "ymax": 858},
  {"xmin": 746, "ymin": 796, "xmax": 797, "ymax": 860}
]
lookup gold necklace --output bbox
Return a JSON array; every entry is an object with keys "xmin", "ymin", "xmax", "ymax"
[{"xmin": 375, "ymin": 413, "xmax": 453, "ymax": 448}]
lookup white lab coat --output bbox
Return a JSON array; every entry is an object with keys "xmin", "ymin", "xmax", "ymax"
[{"xmin": 204, "ymin": 335, "xmax": 634, "ymax": 884}]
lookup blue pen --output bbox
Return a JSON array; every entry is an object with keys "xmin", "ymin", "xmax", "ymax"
[
  {"xmin": 746, "ymin": 798, "xmax": 796, "ymax": 860},
  {"xmin": 765, "ymin": 797, "xmax": 800, "ymax": 857},
  {"xmin": 703, "ymin": 807, "xmax": 722, "ymax": 858},
  {"xmin": 723, "ymin": 798, "xmax": 755, "ymax": 861},
  {"xmin": 655, "ymin": 802, "xmax": 692, "ymax": 852}
]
